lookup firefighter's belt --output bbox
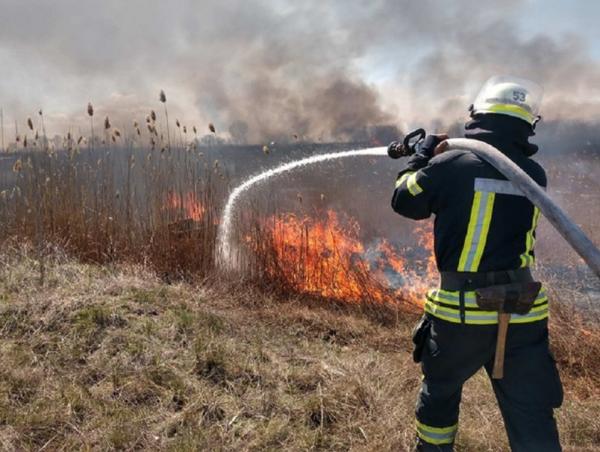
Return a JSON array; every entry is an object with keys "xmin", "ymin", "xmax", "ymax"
[{"xmin": 440, "ymin": 268, "xmax": 534, "ymax": 291}]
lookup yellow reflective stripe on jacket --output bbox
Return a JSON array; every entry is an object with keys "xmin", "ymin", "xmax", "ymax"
[
  {"xmin": 458, "ymin": 191, "xmax": 496, "ymax": 271},
  {"xmin": 426, "ymin": 298, "xmax": 548, "ymax": 316},
  {"xmin": 509, "ymin": 308, "xmax": 550, "ymax": 323},
  {"xmin": 424, "ymin": 300, "xmax": 548, "ymax": 325},
  {"xmin": 427, "ymin": 288, "xmax": 548, "ymax": 307},
  {"xmin": 424, "ymin": 289, "xmax": 549, "ymax": 325},
  {"xmin": 395, "ymin": 172, "xmax": 413, "ymax": 188},
  {"xmin": 487, "ymin": 103, "xmax": 535, "ymax": 124},
  {"xmin": 520, "ymin": 207, "xmax": 541, "ymax": 268},
  {"xmin": 395, "ymin": 171, "xmax": 423, "ymax": 195},
  {"xmin": 416, "ymin": 420, "xmax": 457, "ymax": 446},
  {"xmin": 407, "ymin": 172, "xmax": 423, "ymax": 196}
]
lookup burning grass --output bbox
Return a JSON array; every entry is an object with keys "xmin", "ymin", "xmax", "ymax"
[
  {"xmin": 245, "ymin": 210, "xmax": 435, "ymax": 309},
  {"xmin": 0, "ymin": 134, "xmax": 436, "ymax": 309}
]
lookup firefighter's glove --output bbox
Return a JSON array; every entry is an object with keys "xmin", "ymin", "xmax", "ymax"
[{"xmin": 406, "ymin": 134, "xmax": 448, "ymax": 171}]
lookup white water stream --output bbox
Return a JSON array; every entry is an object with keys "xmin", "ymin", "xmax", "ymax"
[{"xmin": 216, "ymin": 146, "xmax": 387, "ymax": 268}]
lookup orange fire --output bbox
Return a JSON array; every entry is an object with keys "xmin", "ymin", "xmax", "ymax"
[
  {"xmin": 257, "ymin": 210, "xmax": 437, "ymax": 306},
  {"xmin": 165, "ymin": 192, "xmax": 205, "ymax": 221}
]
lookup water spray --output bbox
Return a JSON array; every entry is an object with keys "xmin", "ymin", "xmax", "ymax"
[
  {"xmin": 216, "ymin": 136, "xmax": 600, "ymax": 279},
  {"xmin": 216, "ymin": 147, "xmax": 387, "ymax": 268}
]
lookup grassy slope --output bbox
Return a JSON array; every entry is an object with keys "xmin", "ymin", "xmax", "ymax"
[{"xmin": 0, "ymin": 250, "xmax": 599, "ymax": 451}]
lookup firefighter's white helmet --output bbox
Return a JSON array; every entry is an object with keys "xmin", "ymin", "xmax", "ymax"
[{"xmin": 472, "ymin": 76, "xmax": 543, "ymax": 125}]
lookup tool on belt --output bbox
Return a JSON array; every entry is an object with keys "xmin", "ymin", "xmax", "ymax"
[
  {"xmin": 476, "ymin": 281, "xmax": 541, "ymax": 378},
  {"xmin": 441, "ymin": 268, "xmax": 541, "ymax": 379}
]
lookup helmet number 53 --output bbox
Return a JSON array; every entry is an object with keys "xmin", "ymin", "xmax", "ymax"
[{"xmin": 513, "ymin": 91, "xmax": 526, "ymax": 102}]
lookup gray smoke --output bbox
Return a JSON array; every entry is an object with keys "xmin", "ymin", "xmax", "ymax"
[{"xmin": 1, "ymin": 0, "xmax": 600, "ymax": 144}]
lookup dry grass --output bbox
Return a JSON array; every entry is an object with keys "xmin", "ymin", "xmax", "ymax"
[
  {"xmin": 0, "ymin": 145, "xmax": 226, "ymax": 282},
  {"xmin": 0, "ymin": 246, "xmax": 599, "ymax": 451}
]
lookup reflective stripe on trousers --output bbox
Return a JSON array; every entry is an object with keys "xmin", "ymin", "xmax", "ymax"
[{"xmin": 416, "ymin": 420, "xmax": 457, "ymax": 446}]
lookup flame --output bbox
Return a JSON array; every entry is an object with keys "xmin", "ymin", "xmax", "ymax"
[
  {"xmin": 165, "ymin": 192, "xmax": 205, "ymax": 221},
  {"xmin": 255, "ymin": 210, "xmax": 437, "ymax": 306}
]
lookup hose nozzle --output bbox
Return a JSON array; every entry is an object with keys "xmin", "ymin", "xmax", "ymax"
[
  {"xmin": 388, "ymin": 128, "xmax": 426, "ymax": 159},
  {"xmin": 387, "ymin": 142, "xmax": 409, "ymax": 159}
]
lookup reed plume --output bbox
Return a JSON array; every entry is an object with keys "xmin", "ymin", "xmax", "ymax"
[
  {"xmin": 175, "ymin": 119, "xmax": 184, "ymax": 147},
  {"xmin": 88, "ymin": 102, "xmax": 95, "ymax": 151},
  {"xmin": 159, "ymin": 89, "xmax": 171, "ymax": 150}
]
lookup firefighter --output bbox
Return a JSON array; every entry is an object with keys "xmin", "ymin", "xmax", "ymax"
[{"xmin": 390, "ymin": 76, "xmax": 563, "ymax": 451}]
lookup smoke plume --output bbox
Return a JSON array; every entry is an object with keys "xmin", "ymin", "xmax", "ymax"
[{"xmin": 1, "ymin": 0, "xmax": 600, "ymax": 145}]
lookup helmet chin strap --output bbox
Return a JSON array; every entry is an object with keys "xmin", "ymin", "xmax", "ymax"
[{"xmin": 532, "ymin": 115, "xmax": 542, "ymax": 130}]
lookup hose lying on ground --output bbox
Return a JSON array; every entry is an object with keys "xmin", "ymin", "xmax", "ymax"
[{"xmin": 446, "ymin": 138, "xmax": 600, "ymax": 279}]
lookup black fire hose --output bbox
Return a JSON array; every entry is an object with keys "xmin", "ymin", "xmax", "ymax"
[{"xmin": 443, "ymin": 138, "xmax": 600, "ymax": 278}]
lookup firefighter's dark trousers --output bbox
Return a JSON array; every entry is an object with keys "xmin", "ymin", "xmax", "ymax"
[{"xmin": 414, "ymin": 316, "xmax": 563, "ymax": 451}]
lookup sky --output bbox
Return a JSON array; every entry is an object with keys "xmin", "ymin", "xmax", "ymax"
[
  {"xmin": 1, "ymin": 0, "xmax": 600, "ymax": 142},
  {"xmin": 521, "ymin": 0, "xmax": 600, "ymax": 58}
]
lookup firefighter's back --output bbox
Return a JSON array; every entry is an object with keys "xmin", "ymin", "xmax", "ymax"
[{"xmin": 431, "ymin": 146, "xmax": 547, "ymax": 274}]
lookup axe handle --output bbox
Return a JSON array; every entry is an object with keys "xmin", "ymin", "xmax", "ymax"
[{"xmin": 492, "ymin": 313, "xmax": 511, "ymax": 379}]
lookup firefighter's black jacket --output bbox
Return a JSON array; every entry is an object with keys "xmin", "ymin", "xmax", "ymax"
[{"xmin": 391, "ymin": 114, "xmax": 547, "ymax": 273}]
